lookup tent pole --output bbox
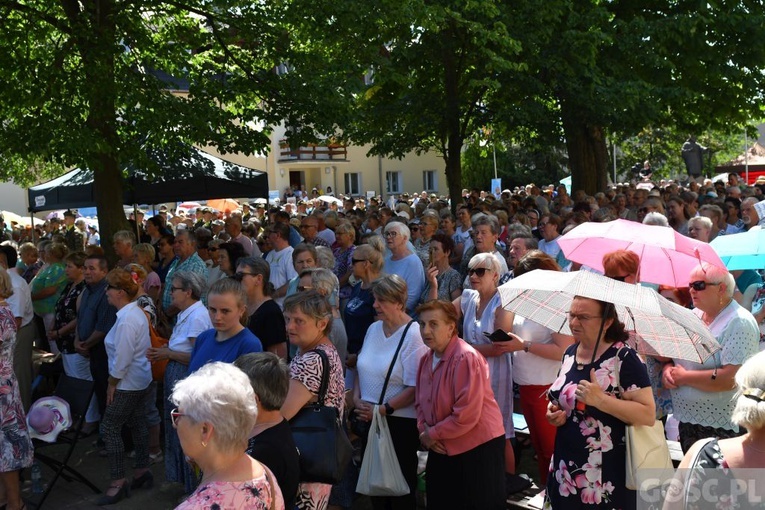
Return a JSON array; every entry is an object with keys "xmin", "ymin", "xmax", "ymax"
[
  {"xmin": 133, "ymin": 203, "xmax": 140, "ymax": 242},
  {"xmin": 30, "ymin": 210, "xmax": 36, "ymax": 244}
]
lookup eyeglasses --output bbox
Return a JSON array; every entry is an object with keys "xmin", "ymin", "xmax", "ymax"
[
  {"xmin": 689, "ymin": 280, "xmax": 720, "ymax": 291},
  {"xmin": 410, "ymin": 226, "xmax": 419, "ymax": 231},
  {"xmin": 384, "ymin": 231, "xmax": 398, "ymax": 238},
  {"xmin": 468, "ymin": 267, "xmax": 490, "ymax": 277},
  {"xmin": 351, "ymin": 258, "xmax": 367, "ymax": 265},
  {"xmin": 297, "ymin": 285, "xmax": 313, "ymax": 291},
  {"xmin": 170, "ymin": 286, "xmax": 185, "ymax": 292},
  {"xmin": 538, "ymin": 222, "xmax": 549, "ymax": 228},
  {"xmin": 106, "ymin": 284, "xmax": 121, "ymax": 291},
  {"xmin": 567, "ymin": 313, "xmax": 602, "ymax": 322},
  {"xmin": 234, "ymin": 272, "xmax": 257, "ymax": 281},
  {"xmin": 170, "ymin": 408, "xmax": 185, "ymax": 428}
]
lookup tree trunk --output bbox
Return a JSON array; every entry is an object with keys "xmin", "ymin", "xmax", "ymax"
[
  {"xmin": 443, "ymin": 28, "xmax": 464, "ymax": 213},
  {"xmin": 562, "ymin": 115, "xmax": 608, "ymax": 196}
]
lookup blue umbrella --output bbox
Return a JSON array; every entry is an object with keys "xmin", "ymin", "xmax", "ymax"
[{"xmin": 710, "ymin": 226, "xmax": 765, "ymax": 270}]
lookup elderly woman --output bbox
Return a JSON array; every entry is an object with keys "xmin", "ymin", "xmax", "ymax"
[
  {"xmin": 666, "ymin": 350, "xmax": 765, "ymax": 510},
  {"xmin": 0, "ymin": 269, "xmax": 33, "ymax": 510},
  {"xmin": 332, "ymin": 221, "xmax": 356, "ymax": 307},
  {"xmin": 421, "ymin": 233, "xmax": 462, "ymax": 304},
  {"xmin": 413, "ymin": 214, "xmax": 439, "ymax": 268},
  {"xmin": 502, "ymin": 251, "xmax": 574, "ymax": 484},
  {"xmin": 383, "ymin": 222, "xmax": 425, "ymax": 314},
  {"xmin": 133, "ymin": 243, "xmax": 161, "ymax": 303},
  {"xmin": 353, "ymin": 275, "xmax": 427, "ymax": 509},
  {"xmin": 415, "ymin": 300, "xmax": 506, "ymax": 509},
  {"xmin": 172, "ymin": 362, "xmax": 284, "ymax": 510},
  {"xmin": 663, "ymin": 263, "xmax": 759, "ymax": 452},
  {"xmin": 281, "ymin": 291, "xmax": 345, "ymax": 510},
  {"xmin": 30, "ymin": 242, "xmax": 69, "ymax": 348},
  {"xmin": 99, "ymin": 268, "xmax": 154, "ymax": 505},
  {"xmin": 147, "ymin": 270, "xmax": 211, "ymax": 494},
  {"xmin": 297, "ymin": 268, "xmax": 348, "ymax": 364},
  {"xmin": 687, "ymin": 215, "xmax": 713, "ymax": 243},
  {"xmin": 187, "ymin": 278, "xmax": 262, "ymax": 375},
  {"xmin": 344, "ymin": 244, "xmax": 383, "ymax": 367},
  {"xmin": 286, "ymin": 244, "xmax": 318, "ymax": 299},
  {"xmin": 237, "ymin": 256, "xmax": 287, "ymax": 358},
  {"xmin": 450, "ymin": 253, "xmax": 516, "ymax": 476},
  {"xmin": 545, "ymin": 296, "xmax": 655, "ymax": 510}
]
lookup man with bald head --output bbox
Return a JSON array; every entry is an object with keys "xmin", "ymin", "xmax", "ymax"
[{"xmin": 225, "ymin": 215, "xmax": 259, "ymax": 256}]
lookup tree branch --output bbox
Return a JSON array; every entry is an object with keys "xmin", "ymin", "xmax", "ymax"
[{"xmin": 0, "ymin": 0, "xmax": 73, "ymax": 34}]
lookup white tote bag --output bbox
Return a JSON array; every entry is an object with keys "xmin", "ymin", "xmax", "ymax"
[{"xmin": 356, "ymin": 406, "xmax": 410, "ymax": 496}]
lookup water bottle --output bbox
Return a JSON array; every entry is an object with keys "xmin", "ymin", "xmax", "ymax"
[{"xmin": 31, "ymin": 461, "xmax": 43, "ymax": 494}]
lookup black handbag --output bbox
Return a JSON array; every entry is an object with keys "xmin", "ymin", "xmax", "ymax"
[{"xmin": 289, "ymin": 348, "xmax": 353, "ymax": 484}]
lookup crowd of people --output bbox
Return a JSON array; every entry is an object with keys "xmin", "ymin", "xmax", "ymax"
[{"xmin": 0, "ymin": 170, "xmax": 765, "ymax": 509}]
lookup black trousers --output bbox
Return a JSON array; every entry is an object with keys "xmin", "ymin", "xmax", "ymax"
[
  {"xmin": 426, "ymin": 435, "xmax": 505, "ymax": 510},
  {"xmin": 369, "ymin": 416, "xmax": 420, "ymax": 510},
  {"xmin": 89, "ymin": 353, "xmax": 109, "ymax": 417}
]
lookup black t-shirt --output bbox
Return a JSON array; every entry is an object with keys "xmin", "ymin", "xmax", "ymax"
[
  {"xmin": 247, "ymin": 299, "xmax": 287, "ymax": 350},
  {"xmin": 246, "ymin": 419, "xmax": 300, "ymax": 509}
]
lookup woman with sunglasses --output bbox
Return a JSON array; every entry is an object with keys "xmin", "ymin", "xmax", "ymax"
[
  {"xmin": 344, "ymin": 244, "xmax": 384, "ymax": 370},
  {"xmin": 449, "ymin": 253, "xmax": 517, "ymax": 485},
  {"xmin": 147, "ymin": 270, "xmax": 212, "ymax": 495},
  {"xmin": 98, "ymin": 268, "xmax": 154, "ymax": 505},
  {"xmin": 662, "ymin": 263, "xmax": 759, "ymax": 453},
  {"xmin": 171, "ymin": 362, "xmax": 284, "ymax": 510},
  {"xmin": 237, "ymin": 256, "xmax": 287, "ymax": 359}
]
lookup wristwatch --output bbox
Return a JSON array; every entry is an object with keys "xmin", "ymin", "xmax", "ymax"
[
  {"xmin": 523, "ymin": 342, "xmax": 532, "ymax": 353},
  {"xmin": 384, "ymin": 402, "xmax": 394, "ymax": 415}
]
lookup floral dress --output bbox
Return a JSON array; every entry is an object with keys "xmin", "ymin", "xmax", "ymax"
[
  {"xmin": 175, "ymin": 464, "xmax": 285, "ymax": 510},
  {"xmin": 53, "ymin": 280, "xmax": 86, "ymax": 354},
  {"xmin": 544, "ymin": 341, "xmax": 650, "ymax": 510},
  {"xmin": 0, "ymin": 305, "xmax": 34, "ymax": 471}
]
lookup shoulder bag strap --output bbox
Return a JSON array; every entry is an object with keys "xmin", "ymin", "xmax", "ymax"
[
  {"xmin": 378, "ymin": 320, "xmax": 415, "ymax": 405},
  {"xmin": 311, "ymin": 348, "xmax": 331, "ymax": 406}
]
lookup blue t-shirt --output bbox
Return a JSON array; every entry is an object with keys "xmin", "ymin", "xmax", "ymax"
[
  {"xmin": 383, "ymin": 253, "xmax": 425, "ymax": 313},
  {"xmin": 188, "ymin": 327, "xmax": 263, "ymax": 374},
  {"xmin": 344, "ymin": 283, "xmax": 376, "ymax": 355}
]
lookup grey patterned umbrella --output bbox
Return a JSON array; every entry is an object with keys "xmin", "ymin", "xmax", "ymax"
[{"xmin": 498, "ymin": 269, "xmax": 720, "ymax": 363}]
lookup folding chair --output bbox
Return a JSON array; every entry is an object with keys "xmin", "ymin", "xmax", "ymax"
[{"xmin": 30, "ymin": 374, "xmax": 101, "ymax": 509}]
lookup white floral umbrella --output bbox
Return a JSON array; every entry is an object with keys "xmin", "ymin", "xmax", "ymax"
[{"xmin": 498, "ymin": 269, "xmax": 719, "ymax": 363}]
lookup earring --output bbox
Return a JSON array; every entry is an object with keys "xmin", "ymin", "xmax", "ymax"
[{"xmin": 201, "ymin": 441, "xmax": 207, "ymax": 448}]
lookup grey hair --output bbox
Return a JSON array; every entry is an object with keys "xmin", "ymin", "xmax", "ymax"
[
  {"xmin": 468, "ymin": 252, "xmax": 502, "ymax": 275},
  {"xmin": 112, "ymin": 230, "xmax": 136, "ymax": 246},
  {"xmin": 731, "ymin": 350, "xmax": 765, "ymax": 429},
  {"xmin": 694, "ymin": 262, "xmax": 735, "ymax": 299},
  {"xmin": 384, "ymin": 221, "xmax": 410, "ymax": 242},
  {"xmin": 171, "ymin": 271, "xmax": 207, "ymax": 301},
  {"xmin": 315, "ymin": 246, "xmax": 336, "ymax": 270},
  {"xmin": 283, "ymin": 290, "xmax": 333, "ymax": 335},
  {"xmin": 309, "ymin": 268, "xmax": 339, "ymax": 297},
  {"xmin": 170, "ymin": 362, "xmax": 257, "ymax": 453},
  {"xmin": 688, "ymin": 216, "xmax": 713, "ymax": 231},
  {"xmin": 371, "ymin": 274, "xmax": 408, "ymax": 309},
  {"xmin": 234, "ymin": 352, "xmax": 289, "ymax": 412},
  {"xmin": 472, "ymin": 213, "xmax": 500, "ymax": 235},
  {"xmin": 642, "ymin": 212, "xmax": 669, "ymax": 227}
]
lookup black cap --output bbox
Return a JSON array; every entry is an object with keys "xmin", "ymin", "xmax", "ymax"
[{"xmin": 63, "ymin": 209, "xmax": 76, "ymax": 218}]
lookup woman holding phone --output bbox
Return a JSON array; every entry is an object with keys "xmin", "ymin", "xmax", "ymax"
[
  {"xmin": 420, "ymin": 234, "xmax": 462, "ymax": 305},
  {"xmin": 450, "ymin": 253, "xmax": 517, "ymax": 480}
]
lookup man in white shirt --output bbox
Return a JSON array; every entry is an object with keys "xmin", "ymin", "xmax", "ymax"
[
  {"xmin": 265, "ymin": 222, "xmax": 298, "ymax": 309},
  {"xmin": 0, "ymin": 245, "xmax": 35, "ymax": 411}
]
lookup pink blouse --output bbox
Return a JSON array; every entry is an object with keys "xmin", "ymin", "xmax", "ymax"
[{"xmin": 415, "ymin": 335, "xmax": 505, "ymax": 456}]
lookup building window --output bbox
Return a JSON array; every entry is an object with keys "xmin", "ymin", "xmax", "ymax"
[
  {"xmin": 386, "ymin": 171, "xmax": 402, "ymax": 194},
  {"xmin": 423, "ymin": 170, "xmax": 437, "ymax": 192},
  {"xmin": 344, "ymin": 172, "xmax": 361, "ymax": 196}
]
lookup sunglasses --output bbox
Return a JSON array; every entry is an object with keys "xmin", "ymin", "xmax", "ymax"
[
  {"xmin": 170, "ymin": 408, "xmax": 185, "ymax": 428},
  {"xmin": 468, "ymin": 267, "xmax": 490, "ymax": 277},
  {"xmin": 106, "ymin": 284, "xmax": 122, "ymax": 291},
  {"xmin": 351, "ymin": 258, "xmax": 367, "ymax": 265},
  {"xmin": 689, "ymin": 280, "xmax": 720, "ymax": 291},
  {"xmin": 208, "ymin": 247, "xmax": 219, "ymax": 252}
]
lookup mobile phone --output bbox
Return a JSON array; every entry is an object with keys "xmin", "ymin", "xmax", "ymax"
[{"xmin": 484, "ymin": 329, "xmax": 513, "ymax": 343}]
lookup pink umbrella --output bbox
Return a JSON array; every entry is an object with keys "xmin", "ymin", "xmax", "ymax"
[
  {"xmin": 558, "ymin": 219, "xmax": 726, "ymax": 287},
  {"xmin": 177, "ymin": 201, "xmax": 202, "ymax": 211}
]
